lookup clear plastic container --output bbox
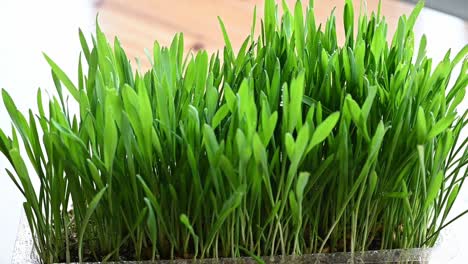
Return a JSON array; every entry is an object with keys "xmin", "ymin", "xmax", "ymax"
[{"xmin": 12, "ymin": 215, "xmax": 432, "ymax": 264}]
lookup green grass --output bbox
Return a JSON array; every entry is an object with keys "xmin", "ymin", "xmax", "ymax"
[{"xmin": 1, "ymin": 0, "xmax": 467, "ymax": 262}]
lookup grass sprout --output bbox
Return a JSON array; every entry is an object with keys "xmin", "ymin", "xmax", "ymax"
[{"xmin": 1, "ymin": 0, "xmax": 467, "ymax": 262}]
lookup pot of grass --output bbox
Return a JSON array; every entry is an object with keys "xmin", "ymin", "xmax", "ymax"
[{"xmin": 3, "ymin": 0, "xmax": 468, "ymax": 263}]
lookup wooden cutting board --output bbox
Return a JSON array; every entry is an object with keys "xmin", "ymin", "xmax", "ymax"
[{"xmin": 94, "ymin": 0, "xmax": 468, "ymax": 68}]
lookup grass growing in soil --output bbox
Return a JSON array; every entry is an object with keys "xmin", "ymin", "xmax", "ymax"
[{"xmin": 1, "ymin": 0, "xmax": 467, "ymax": 263}]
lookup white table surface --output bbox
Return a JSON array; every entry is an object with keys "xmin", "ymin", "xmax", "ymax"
[{"xmin": 0, "ymin": 1, "xmax": 466, "ymax": 263}]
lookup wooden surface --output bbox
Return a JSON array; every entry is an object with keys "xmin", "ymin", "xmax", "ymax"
[{"xmin": 95, "ymin": 0, "xmax": 468, "ymax": 66}]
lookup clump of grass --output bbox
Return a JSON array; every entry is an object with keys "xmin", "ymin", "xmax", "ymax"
[{"xmin": 1, "ymin": 0, "xmax": 467, "ymax": 263}]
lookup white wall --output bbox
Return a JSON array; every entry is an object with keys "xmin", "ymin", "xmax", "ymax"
[{"xmin": 0, "ymin": 1, "xmax": 93, "ymax": 262}]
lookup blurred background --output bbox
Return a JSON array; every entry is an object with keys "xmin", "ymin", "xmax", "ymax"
[{"xmin": 0, "ymin": 0, "xmax": 467, "ymax": 263}]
